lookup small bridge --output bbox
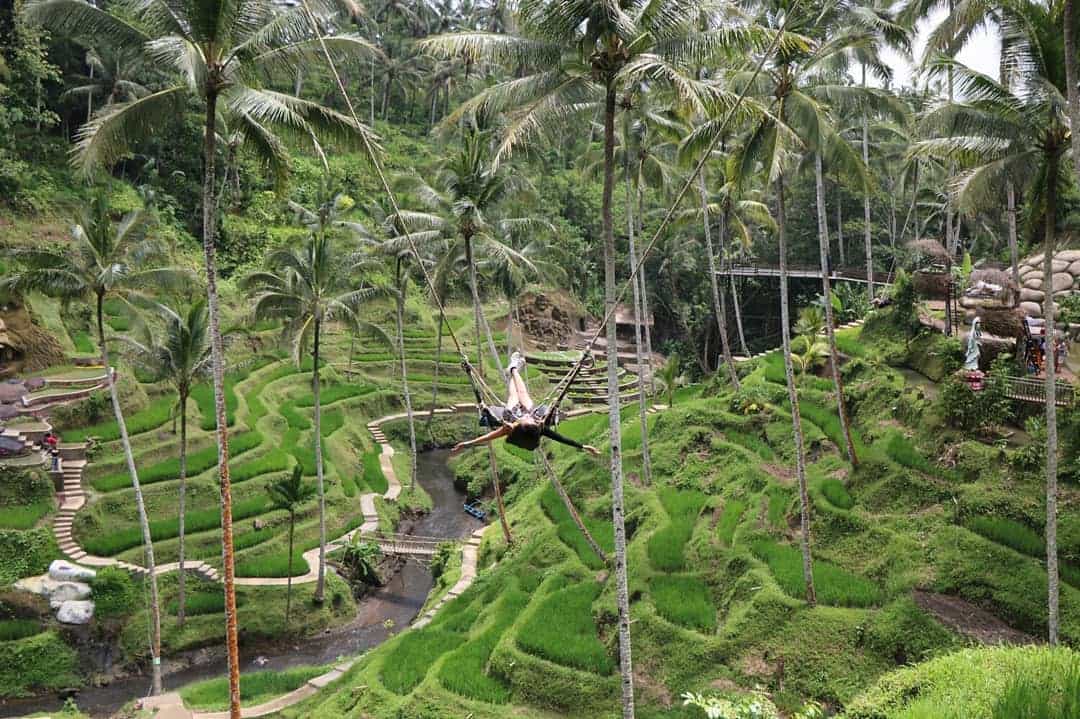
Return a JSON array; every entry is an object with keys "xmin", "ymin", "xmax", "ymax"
[
  {"xmin": 1004, "ymin": 377, "xmax": 1076, "ymax": 407},
  {"xmin": 717, "ymin": 262, "xmax": 894, "ymax": 285},
  {"xmin": 356, "ymin": 532, "xmax": 455, "ymax": 557}
]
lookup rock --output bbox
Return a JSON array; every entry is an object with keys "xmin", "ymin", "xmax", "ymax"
[
  {"xmin": 1026, "ymin": 253, "xmax": 1044, "ymax": 266},
  {"xmin": 1069, "ymin": 260, "xmax": 1080, "ymax": 276},
  {"xmin": 48, "ymin": 560, "xmax": 96, "ymax": 583},
  {"xmin": 1052, "ymin": 272, "xmax": 1074, "ymax": 292},
  {"xmin": 1058, "ymin": 250, "xmax": 1080, "ymax": 262},
  {"xmin": 253, "ymin": 518, "xmax": 266, "ymax": 530},
  {"xmin": 1023, "ymin": 277, "xmax": 1043, "ymax": 290},
  {"xmin": 1019, "ymin": 288, "xmax": 1044, "ymax": 303},
  {"xmin": 48, "ymin": 581, "xmax": 92, "ymax": 609},
  {"xmin": 56, "ymin": 599, "xmax": 94, "ymax": 625},
  {"xmin": 1053, "ymin": 260, "xmax": 1071, "ymax": 273},
  {"xmin": 1020, "ymin": 301, "xmax": 1043, "ymax": 317}
]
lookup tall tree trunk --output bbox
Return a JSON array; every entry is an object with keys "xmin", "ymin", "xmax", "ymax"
[
  {"xmin": 1007, "ymin": 182, "xmax": 1020, "ymax": 294},
  {"xmin": 637, "ymin": 187, "xmax": 655, "ymax": 394},
  {"xmin": 395, "ymin": 261, "xmax": 418, "ymax": 489},
  {"xmin": 836, "ymin": 185, "xmax": 845, "ymax": 266},
  {"xmin": 539, "ymin": 449, "xmax": 606, "ymax": 562},
  {"xmin": 627, "ymin": 160, "xmax": 653, "ymax": 485},
  {"xmin": 815, "ymin": 153, "xmax": 858, "ymax": 466},
  {"xmin": 313, "ymin": 318, "xmax": 327, "ymax": 603},
  {"xmin": 294, "ymin": 67, "xmax": 303, "ymax": 97},
  {"xmin": 465, "ymin": 235, "xmax": 485, "ymax": 376},
  {"xmin": 176, "ymin": 395, "xmax": 188, "ymax": 629},
  {"xmin": 86, "ymin": 63, "xmax": 93, "ymax": 123},
  {"xmin": 731, "ymin": 272, "xmax": 749, "ymax": 357},
  {"xmin": 945, "ymin": 39, "xmax": 957, "ymax": 257},
  {"xmin": 506, "ymin": 298, "xmax": 515, "ymax": 361},
  {"xmin": 776, "ymin": 176, "xmax": 817, "ymax": 607},
  {"xmin": 426, "ymin": 305, "xmax": 445, "ymax": 438},
  {"xmin": 285, "ymin": 513, "xmax": 294, "ymax": 624},
  {"xmin": 698, "ymin": 174, "xmax": 739, "ymax": 388},
  {"xmin": 488, "ymin": 445, "xmax": 512, "ymax": 544},
  {"xmin": 1067, "ymin": 0, "xmax": 1080, "ymax": 183},
  {"xmin": 201, "ymin": 89, "xmax": 241, "ymax": 719},
  {"xmin": 862, "ymin": 64, "xmax": 874, "ymax": 301},
  {"xmin": 369, "ymin": 52, "xmax": 376, "ymax": 126},
  {"xmin": 912, "ymin": 161, "xmax": 921, "ymax": 244},
  {"xmin": 602, "ymin": 81, "xmax": 635, "ymax": 719},
  {"xmin": 96, "ymin": 295, "xmax": 163, "ymax": 693},
  {"xmin": 1043, "ymin": 152, "xmax": 1060, "ymax": 645}
]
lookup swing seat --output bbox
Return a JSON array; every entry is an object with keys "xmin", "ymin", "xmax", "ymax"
[{"xmin": 463, "ymin": 501, "xmax": 487, "ymax": 520}]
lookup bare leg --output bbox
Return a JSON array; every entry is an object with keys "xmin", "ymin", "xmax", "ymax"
[
  {"xmin": 505, "ymin": 377, "xmax": 521, "ymax": 409},
  {"xmin": 510, "ymin": 368, "xmax": 534, "ymax": 410}
]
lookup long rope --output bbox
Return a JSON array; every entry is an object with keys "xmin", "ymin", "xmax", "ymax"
[{"xmin": 300, "ymin": 1, "xmax": 798, "ymax": 423}]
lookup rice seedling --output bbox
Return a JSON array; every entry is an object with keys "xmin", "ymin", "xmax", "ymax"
[
  {"xmin": 437, "ymin": 589, "xmax": 529, "ymax": 703},
  {"xmin": 650, "ymin": 575, "xmax": 716, "ymax": 632},
  {"xmin": 766, "ymin": 487, "xmax": 790, "ymax": 528},
  {"xmin": 180, "ymin": 665, "xmax": 328, "ymax": 711},
  {"xmin": 751, "ymin": 539, "xmax": 883, "ymax": 607},
  {"xmin": 71, "ymin": 330, "xmax": 95, "ymax": 354},
  {"xmin": 0, "ymin": 619, "xmax": 41, "ymax": 642},
  {"xmin": 361, "ymin": 450, "xmax": 388, "ymax": 494},
  {"xmin": 379, "ymin": 629, "xmax": 462, "ymax": 694},
  {"xmin": 516, "ymin": 582, "xmax": 613, "ymax": 675},
  {"xmin": 92, "ymin": 431, "xmax": 263, "ymax": 491},
  {"xmin": 0, "ymin": 499, "xmax": 52, "ymax": 530},
  {"xmin": 294, "ymin": 384, "xmax": 376, "ymax": 407},
  {"xmin": 166, "ymin": 591, "xmax": 245, "ymax": 616},
  {"xmin": 717, "ymin": 499, "xmax": 745, "ymax": 546},
  {"xmin": 820, "ymin": 478, "xmax": 854, "ymax": 510},
  {"xmin": 647, "ymin": 488, "xmax": 708, "ymax": 572},
  {"xmin": 64, "ymin": 395, "xmax": 175, "ymax": 443},
  {"xmin": 539, "ymin": 483, "xmax": 613, "ymax": 570},
  {"xmin": 234, "ymin": 551, "xmax": 310, "ymax": 579}
]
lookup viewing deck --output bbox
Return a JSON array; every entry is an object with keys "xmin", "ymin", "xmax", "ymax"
[{"xmin": 717, "ymin": 262, "xmax": 894, "ymax": 285}]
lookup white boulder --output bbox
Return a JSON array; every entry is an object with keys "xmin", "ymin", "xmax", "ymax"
[
  {"xmin": 1058, "ymin": 250, "xmax": 1080, "ymax": 262},
  {"xmin": 1051, "ymin": 272, "xmax": 1075, "ymax": 293},
  {"xmin": 56, "ymin": 599, "xmax": 95, "ymax": 625},
  {"xmin": 1019, "ymin": 288, "xmax": 1044, "ymax": 303},
  {"xmin": 48, "ymin": 560, "xmax": 96, "ymax": 583},
  {"xmin": 48, "ymin": 581, "xmax": 92, "ymax": 609}
]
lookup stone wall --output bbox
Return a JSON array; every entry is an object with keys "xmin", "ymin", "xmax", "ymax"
[{"xmin": 1015, "ymin": 249, "xmax": 1080, "ymax": 320}]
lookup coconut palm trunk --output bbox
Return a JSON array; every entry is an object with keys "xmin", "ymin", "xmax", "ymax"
[
  {"xmin": 487, "ymin": 445, "xmax": 512, "ymax": 543},
  {"xmin": 285, "ymin": 509, "xmax": 295, "ymax": 624},
  {"xmin": 814, "ymin": 153, "xmax": 858, "ymax": 466},
  {"xmin": 699, "ymin": 175, "xmax": 740, "ymax": 388},
  {"xmin": 176, "ymin": 394, "xmax": 188, "ymax": 629},
  {"xmin": 730, "ymin": 265, "xmax": 749, "ymax": 357},
  {"xmin": 637, "ymin": 187, "xmax": 656, "ymax": 394},
  {"xmin": 312, "ymin": 316, "xmax": 327, "ymax": 602},
  {"xmin": 96, "ymin": 295, "xmax": 164, "ymax": 693},
  {"xmin": 1007, "ymin": 183, "xmax": 1020, "ymax": 292},
  {"xmin": 426, "ymin": 305, "xmax": 445, "ymax": 438},
  {"xmin": 1043, "ymin": 153, "xmax": 1060, "ymax": 645},
  {"xmin": 201, "ymin": 88, "xmax": 242, "ymax": 719},
  {"xmin": 1065, "ymin": 0, "xmax": 1080, "ymax": 184},
  {"xmin": 602, "ymin": 82, "xmax": 635, "ymax": 719},
  {"xmin": 776, "ymin": 175, "xmax": 817, "ymax": 606},
  {"xmin": 465, "ymin": 236, "xmax": 486, "ymax": 374},
  {"xmin": 626, "ymin": 151, "xmax": 653, "ymax": 485},
  {"xmin": 861, "ymin": 65, "xmax": 875, "ymax": 301},
  {"xmin": 395, "ymin": 258, "xmax": 418, "ymax": 489}
]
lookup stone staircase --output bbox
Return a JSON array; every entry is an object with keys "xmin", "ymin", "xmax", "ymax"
[{"xmin": 527, "ymin": 354, "xmax": 643, "ymax": 408}]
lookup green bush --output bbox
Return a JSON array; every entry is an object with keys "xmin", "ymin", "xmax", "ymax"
[
  {"xmin": 938, "ymin": 358, "xmax": 1013, "ymax": 432},
  {"xmin": 717, "ymin": 499, "xmax": 745, "ymax": 546},
  {"xmin": 380, "ymin": 628, "xmax": 462, "ymax": 694},
  {"xmin": 0, "ymin": 619, "xmax": 40, "ymax": 642},
  {"xmin": 820, "ymin": 478, "xmax": 854, "ymax": 510},
  {"xmin": 91, "ymin": 566, "xmax": 138, "ymax": 618},
  {"xmin": 539, "ymin": 483, "xmax": 613, "ymax": 570},
  {"xmin": 0, "ymin": 630, "xmax": 80, "ymax": 698},
  {"xmin": 516, "ymin": 582, "xmax": 613, "ymax": 675},
  {"xmin": 64, "ymin": 395, "xmax": 175, "ymax": 443},
  {"xmin": 180, "ymin": 665, "xmax": 327, "ymax": 711},
  {"xmin": 647, "ymin": 488, "xmax": 707, "ymax": 572},
  {"xmin": 751, "ymin": 539, "xmax": 883, "ymax": 607},
  {"xmin": 0, "ymin": 528, "xmax": 58, "ymax": 584},
  {"xmin": 93, "ymin": 430, "xmax": 262, "ymax": 491},
  {"xmin": 650, "ymin": 575, "xmax": 716, "ymax": 632}
]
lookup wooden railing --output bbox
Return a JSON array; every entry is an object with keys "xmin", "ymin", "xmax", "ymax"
[
  {"xmin": 718, "ymin": 262, "xmax": 895, "ymax": 285},
  {"xmin": 1004, "ymin": 377, "xmax": 1076, "ymax": 407},
  {"xmin": 356, "ymin": 532, "xmax": 455, "ymax": 557}
]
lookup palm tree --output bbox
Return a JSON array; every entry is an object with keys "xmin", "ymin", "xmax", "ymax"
[
  {"xmin": 23, "ymin": 3, "xmax": 377, "ymax": 712},
  {"xmin": 120, "ymin": 300, "xmax": 212, "ymax": 629},
  {"xmin": 657, "ymin": 354, "xmax": 681, "ymax": 409},
  {"xmin": 422, "ymin": 13, "xmax": 755, "ymax": 708},
  {"xmin": 62, "ymin": 46, "xmax": 150, "ymax": 124},
  {"xmin": 243, "ymin": 190, "xmax": 379, "ymax": 604},
  {"xmin": 910, "ymin": 16, "xmax": 1070, "ymax": 639},
  {"xmin": 3, "ymin": 194, "xmax": 180, "ymax": 692},
  {"xmin": 266, "ymin": 466, "xmax": 316, "ymax": 625}
]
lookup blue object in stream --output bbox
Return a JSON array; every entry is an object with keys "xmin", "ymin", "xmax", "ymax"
[{"xmin": 463, "ymin": 501, "xmax": 487, "ymax": 520}]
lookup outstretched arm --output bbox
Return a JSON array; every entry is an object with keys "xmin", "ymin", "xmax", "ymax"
[
  {"xmin": 543, "ymin": 428, "xmax": 601, "ymax": 457},
  {"xmin": 451, "ymin": 425, "xmax": 511, "ymax": 455}
]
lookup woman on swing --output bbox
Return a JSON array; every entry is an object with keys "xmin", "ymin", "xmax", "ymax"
[{"xmin": 451, "ymin": 353, "xmax": 601, "ymax": 456}]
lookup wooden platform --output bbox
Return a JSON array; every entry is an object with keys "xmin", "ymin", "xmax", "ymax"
[{"xmin": 1004, "ymin": 376, "xmax": 1076, "ymax": 407}]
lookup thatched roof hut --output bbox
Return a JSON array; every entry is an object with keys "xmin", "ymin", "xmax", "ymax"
[{"xmin": 908, "ymin": 239, "xmax": 951, "ymax": 267}]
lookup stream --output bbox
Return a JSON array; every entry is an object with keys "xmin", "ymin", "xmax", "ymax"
[{"xmin": 1, "ymin": 450, "xmax": 479, "ymax": 719}]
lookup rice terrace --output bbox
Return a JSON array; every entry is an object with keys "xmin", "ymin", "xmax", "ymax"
[{"xmin": 0, "ymin": 0, "xmax": 1079, "ymax": 717}]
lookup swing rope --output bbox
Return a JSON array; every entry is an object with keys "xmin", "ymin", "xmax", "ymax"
[{"xmin": 298, "ymin": 0, "xmax": 794, "ymax": 424}]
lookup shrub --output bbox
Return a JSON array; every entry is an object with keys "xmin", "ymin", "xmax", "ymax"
[
  {"xmin": 650, "ymin": 575, "xmax": 716, "ymax": 632},
  {"xmin": 939, "ymin": 358, "xmax": 1014, "ymax": 432},
  {"xmin": 379, "ymin": 629, "xmax": 461, "ymax": 693},
  {"xmin": 0, "ymin": 619, "xmax": 40, "ymax": 642},
  {"xmin": 0, "ymin": 630, "xmax": 80, "ymax": 698},
  {"xmin": 751, "ymin": 539, "xmax": 883, "ymax": 607},
  {"xmin": 0, "ymin": 528, "xmax": 57, "ymax": 584},
  {"xmin": 91, "ymin": 566, "xmax": 138, "ymax": 618},
  {"xmin": 516, "ymin": 582, "xmax": 613, "ymax": 675},
  {"xmin": 64, "ymin": 395, "xmax": 175, "ymax": 443},
  {"xmin": 647, "ymin": 488, "xmax": 707, "ymax": 572},
  {"xmin": 717, "ymin": 499, "xmax": 745, "ymax": 546},
  {"xmin": 820, "ymin": 478, "xmax": 854, "ymax": 510},
  {"xmin": 180, "ymin": 665, "xmax": 327, "ymax": 711},
  {"xmin": 93, "ymin": 431, "xmax": 262, "ymax": 491},
  {"xmin": 539, "ymin": 483, "xmax": 613, "ymax": 570}
]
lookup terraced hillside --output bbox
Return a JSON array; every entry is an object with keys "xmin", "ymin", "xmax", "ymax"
[{"xmin": 283, "ymin": 320, "xmax": 1080, "ymax": 719}]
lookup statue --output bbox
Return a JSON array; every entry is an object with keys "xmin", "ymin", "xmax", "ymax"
[{"xmin": 964, "ymin": 317, "xmax": 982, "ymax": 371}]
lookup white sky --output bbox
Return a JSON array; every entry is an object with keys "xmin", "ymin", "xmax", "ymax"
[{"xmin": 879, "ymin": 9, "xmax": 1002, "ymax": 90}]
